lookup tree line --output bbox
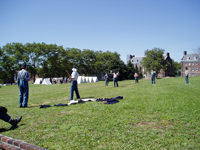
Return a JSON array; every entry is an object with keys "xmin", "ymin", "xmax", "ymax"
[
  {"xmin": 0, "ymin": 43, "xmax": 181, "ymax": 84},
  {"xmin": 0, "ymin": 42, "xmax": 139, "ymax": 83}
]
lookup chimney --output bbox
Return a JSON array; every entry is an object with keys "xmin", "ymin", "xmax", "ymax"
[
  {"xmin": 166, "ymin": 53, "xmax": 169, "ymax": 57},
  {"xmin": 184, "ymin": 51, "xmax": 187, "ymax": 56}
]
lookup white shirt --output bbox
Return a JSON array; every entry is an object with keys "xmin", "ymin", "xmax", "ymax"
[
  {"xmin": 71, "ymin": 71, "xmax": 79, "ymax": 81},
  {"xmin": 185, "ymin": 70, "xmax": 189, "ymax": 77}
]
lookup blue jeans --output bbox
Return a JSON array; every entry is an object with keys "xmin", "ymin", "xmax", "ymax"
[
  {"xmin": 185, "ymin": 76, "xmax": 189, "ymax": 84},
  {"xmin": 19, "ymin": 80, "xmax": 29, "ymax": 107},
  {"xmin": 113, "ymin": 78, "xmax": 118, "ymax": 87},
  {"xmin": 135, "ymin": 77, "xmax": 139, "ymax": 83},
  {"xmin": 105, "ymin": 79, "xmax": 109, "ymax": 86},
  {"xmin": 70, "ymin": 81, "xmax": 80, "ymax": 100},
  {"xmin": 151, "ymin": 75, "xmax": 155, "ymax": 84},
  {"xmin": 0, "ymin": 112, "xmax": 11, "ymax": 122}
]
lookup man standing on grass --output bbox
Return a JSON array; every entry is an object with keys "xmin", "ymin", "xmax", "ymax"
[
  {"xmin": 104, "ymin": 72, "xmax": 109, "ymax": 86},
  {"xmin": 17, "ymin": 63, "xmax": 30, "ymax": 108},
  {"xmin": 110, "ymin": 70, "xmax": 119, "ymax": 87},
  {"xmin": 66, "ymin": 67, "xmax": 80, "ymax": 100},
  {"xmin": 151, "ymin": 69, "xmax": 156, "ymax": 84},
  {"xmin": 185, "ymin": 67, "xmax": 189, "ymax": 84}
]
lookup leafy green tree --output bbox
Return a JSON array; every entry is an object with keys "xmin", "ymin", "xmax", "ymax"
[
  {"xmin": 107, "ymin": 58, "xmax": 128, "ymax": 81},
  {"xmin": 171, "ymin": 59, "xmax": 181, "ymax": 76},
  {"xmin": 126, "ymin": 60, "xmax": 135, "ymax": 79},
  {"xmin": 141, "ymin": 48, "xmax": 166, "ymax": 76},
  {"xmin": 139, "ymin": 66, "xmax": 143, "ymax": 79},
  {"xmin": 0, "ymin": 45, "xmax": 16, "ymax": 83}
]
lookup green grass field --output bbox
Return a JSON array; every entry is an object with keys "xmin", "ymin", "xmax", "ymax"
[{"xmin": 0, "ymin": 76, "xmax": 200, "ymax": 149}]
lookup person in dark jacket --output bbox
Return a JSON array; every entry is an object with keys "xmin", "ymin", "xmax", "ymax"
[
  {"xmin": 17, "ymin": 63, "xmax": 30, "ymax": 108},
  {"xmin": 0, "ymin": 106, "xmax": 22, "ymax": 126},
  {"xmin": 104, "ymin": 72, "xmax": 109, "ymax": 86}
]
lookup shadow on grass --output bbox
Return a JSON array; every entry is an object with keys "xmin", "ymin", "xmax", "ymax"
[
  {"xmin": 0, "ymin": 124, "xmax": 26, "ymax": 133},
  {"xmin": 76, "ymin": 96, "xmax": 95, "ymax": 99}
]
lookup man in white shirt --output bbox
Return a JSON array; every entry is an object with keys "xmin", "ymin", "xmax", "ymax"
[
  {"xmin": 66, "ymin": 67, "xmax": 80, "ymax": 100},
  {"xmin": 185, "ymin": 67, "xmax": 189, "ymax": 84},
  {"xmin": 110, "ymin": 70, "xmax": 119, "ymax": 87}
]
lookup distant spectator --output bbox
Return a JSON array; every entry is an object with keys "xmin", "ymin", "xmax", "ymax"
[
  {"xmin": 151, "ymin": 69, "xmax": 156, "ymax": 84},
  {"xmin": 110, "ymin": 70, "xmax": 119, "ymax": 87},
  {"xmin": 134, "ymin": 72, "xmax": 139, "ymax": 83},
  {"xmin": 104, "ymin": 72, "xmax": 109, "ymax": 86},
  {"xmin": 185, "ymin": 67, "xmax": 189, "ymax": 84}
]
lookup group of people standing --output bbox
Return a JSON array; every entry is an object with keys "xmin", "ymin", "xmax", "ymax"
[
  {"xmin": 0, "ymin": 64, "xmax": 191, "ymax": 127},
  {"xmin": 104, "ymin": 70, "xmax": 120, "ymax": 87}
]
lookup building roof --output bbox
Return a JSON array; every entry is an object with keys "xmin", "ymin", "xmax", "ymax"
[
  {"xmin": 181, "ymin": 53, "xmax": 200, "ymax": 62},
  {"xmin": 129, "ymin": 57, "xmax": 144, "ymax": 65}
]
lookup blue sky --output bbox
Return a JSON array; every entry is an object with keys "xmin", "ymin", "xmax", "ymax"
[{"xmin": 0, "ymin": 0, "xmax": 200, "ymax": 63}]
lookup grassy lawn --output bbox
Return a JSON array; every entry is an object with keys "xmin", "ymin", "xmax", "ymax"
[{"xmin": 0, "ymin": 76, "xmax": 200, "ymax": 149}]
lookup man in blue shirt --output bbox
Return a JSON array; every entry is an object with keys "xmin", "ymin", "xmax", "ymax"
[{"xmin": 17, "ymin": 63, "xmax": 30, "ymax": 108}]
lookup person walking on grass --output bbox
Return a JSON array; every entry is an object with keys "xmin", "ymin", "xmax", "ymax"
[
  {"xmin": 110, "ymin": 70, "xmax": 119, "ymax": 87},
  {"xmin": 66, "ymin": 67, "xmax": 80, "ymax": 100},
  {"xmin": 104, "ymin": 72, "xmax": 109, "ymax": 86},
  {"xmin": 134, "ymin": 72, "xmax": 139, "ymax": 83},
  {"xmin": 151, "ymin": 69, "xmax": 156, "ymax": 84},
  {"xmin": 17, "ymin": 63, "xmax": 30, "ymax": 108},
  {"xmin": 185, "ymin": 67, "xmax": 189, "ymax": 84},
  {"xmin": 0, "ymin": 106, "xmax": 22, "ymax": 126}
]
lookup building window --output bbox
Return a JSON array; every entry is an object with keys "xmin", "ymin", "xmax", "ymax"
[
  {"xmin": 185, "ymin": 63, "xmax": 187, "ymax": 66},
  {"xmin": 189, "ymin": 73, "xmax": 191, "ymax": 77},
  {"xmin": 194, "ymin": 57, "xmax": 197, "ymax": 60},
  {"xmin": 189, "ymin": 63, "xmax": 191, "ymax": 66},
  {"xmin": 189, "ymin": 67, "xmax": 191, "ymax": 71},
  {"xmin": 192, "ymin": 63, "xmax": 194, "ymax": 65},
  {"xmin": 196, "ymin": 73, "xmax": 198, "ymax": 76},
  {"xmin": 192, "ymin": 73, "xmax": 194, "ymax": 76},
  {"xmin": 196, "ymin": 67, "xmax": 198, "ymax": 71},
  {"xmin": 187, "ymin": 57, "xmax": 190, "ymax": 60},
  {"xmin": 192, "ymin": 68, "xmax": 194, "ymax": 71},
  {"xmin": 196, "ymin": 62, "xmax": 198, "ymax": 65}
]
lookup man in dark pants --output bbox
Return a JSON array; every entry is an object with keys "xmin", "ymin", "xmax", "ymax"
[
  {"xmin": 17, "ymin": 63, "xmax": 30, "ymax": 108},
  {"xmin": 104, "ymin": 72, "xmax": 109, "ymax": 86},
  {"xmin": 110, "ymin": 70, "xmax": 119, "ymax": 87},
  {"xmin": 66, "ymin": 67, "xmax": 80, "ymax": 100},
  {"xmin": 0, "ymin": 106, "xmax": 22, "ymax": 126}
]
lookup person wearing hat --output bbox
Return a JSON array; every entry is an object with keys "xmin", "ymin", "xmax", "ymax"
[
  {"xmin": 66, "ymin": 67, "xmax": 80, "ymax": 100},
  {"xmin": 0, "ymin": 106, "xmax": 22, "ymax": 126},
  {"xmin": 110, "ymin": 70, "xmax": 119, "ymax": 87},
  {"xmin": 17, "ymin": 63, "xmax": 30, "ymax": 108}
]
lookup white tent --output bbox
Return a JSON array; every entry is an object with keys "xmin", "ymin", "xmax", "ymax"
[
  {"xmin": 34, "ymin": 78, "xmax": 43, "ymax": 84},
  {"xmin": 77, "ymin": 76, "xmax": 84, "ymax": 84},
  {"xmin": 81, "ymin": 76, "xmax": 86, "ymax": 83},
  {"xmin": 85, "ymin": 77, "xmax": 89, "ymax": 83},
  {"xmin": 93, "ymin": 77, "xmax": 98, "ymax": 82},
  {"xmin": 42, "ymin": 78, "xmax": 52, "ymax": 85},
  {"xmin": 88, "ymin": 77, "xmax": 93, "ymax": 83}
]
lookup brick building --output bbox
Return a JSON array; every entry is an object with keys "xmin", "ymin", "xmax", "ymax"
[
  {"xmin": 181, "ymin": 51, "xmax": 200, "ymax": 77},
  {"xmin": 127, "ymin": 53, "xmax": 172, "ymax": 78}
]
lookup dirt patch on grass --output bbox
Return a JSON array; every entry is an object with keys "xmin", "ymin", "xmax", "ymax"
[{"xmin": 132, "ymin": 120, "xmax": 174, "ymax": 128}]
